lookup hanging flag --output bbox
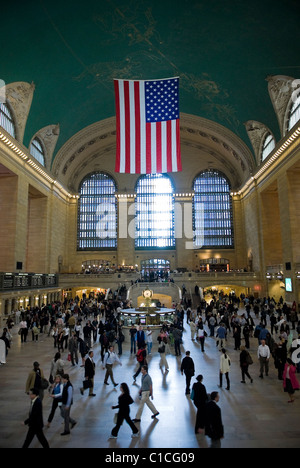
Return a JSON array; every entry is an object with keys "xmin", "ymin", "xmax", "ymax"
[{"xmin": 114, "ymin": 77, "xmax": 181, "ymax": 174}]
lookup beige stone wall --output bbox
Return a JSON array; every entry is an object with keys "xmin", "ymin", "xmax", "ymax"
[
  {"xmin": 0, "ymin": 142, "xmax": 69, "ymax": 276},
  {"xmin": 0, "ymin": 174, "xmax": 18, "ymax": 271}
]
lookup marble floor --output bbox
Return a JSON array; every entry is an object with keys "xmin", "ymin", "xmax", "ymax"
[{"xmin": 0, "ymin": 313, "xmax": 300, "ymax": 449}]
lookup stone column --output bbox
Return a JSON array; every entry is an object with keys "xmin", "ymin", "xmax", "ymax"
[
  {"xmin": 277, "ymin": 172, "xmax": 298, "ymax": 304},
  {"xmin": 117, "ymin": 194, "xmax": 135, "ymax": 267},
  {"xmin": 174, "ymin": 194, "xmax": 194, "ymax": 271}
]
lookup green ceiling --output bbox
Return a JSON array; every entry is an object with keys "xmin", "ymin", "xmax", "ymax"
[{"xmin": 1, "ymin": 0, "xmax": 300, "ymax": 157}]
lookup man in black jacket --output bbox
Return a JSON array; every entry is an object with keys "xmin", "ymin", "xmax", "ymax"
[
  {"xmin": 80, "ymin": 350, "xmax": 96, "ymax": 397},
  {"xmin": 205, "ymin": 391, "xmax": 224, "ymax": 448},
  {"xmin": 22, "ymin": 388, "xmax": 50, "ymax": 448},
  {"xmin": 180, "ymin": 351, "xmax": 195, "ymax": 395}
]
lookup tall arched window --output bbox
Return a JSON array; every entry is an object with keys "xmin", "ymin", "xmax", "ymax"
[
  {"xmin": 0, "ymin": 102, "xmax": 16, "ymax": 138},
  {"xmin": 261, "ymin": 133, "xmax": 275, "ymax": 162},
  {"xmin": 30, "ymin": 137, "xmax": 46, "ymax": 166},
  {"xmin": 193, "ymin": 170, "xmax": 234, "ymax": 249},
  {"xmin": 135, "ymin": 174, "xmax": 175, "ymax": 249},
  {"xmin": 288, "ymin": 91, "xmax": 300, "ymax": 131},
  {"xmin": 77, "ymin": 173, "xmax": 117, "ymax": 250}
]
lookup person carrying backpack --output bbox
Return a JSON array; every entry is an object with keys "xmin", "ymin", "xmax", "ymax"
[{"xmin": 133, "ymin": 345, "xmax": 147, "ymax": 382}]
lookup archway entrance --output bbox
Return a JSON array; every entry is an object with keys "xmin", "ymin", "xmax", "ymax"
[{"xmin": 203, "ymin": 285, "xmax": 249, "ymax": 303}]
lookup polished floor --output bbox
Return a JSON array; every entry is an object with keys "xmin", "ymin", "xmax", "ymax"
[{"xmin": 1, "ymin": 312, "xmax": 300, "ymax": 449}]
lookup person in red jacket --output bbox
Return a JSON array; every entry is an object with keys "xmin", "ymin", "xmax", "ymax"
[{"xmin": 283, "ymin": 358, "xmax": 300, "ymax": 403}]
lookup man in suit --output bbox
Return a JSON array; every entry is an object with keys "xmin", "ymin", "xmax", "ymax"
[
  {"xmin": 181, "ymin": 351, "xmax": 195, "ymax": 395},
  {"xmin": 22, "ymin": 388, "xmax": 50, "ymax": 448},
  {"xmin": 136, "ymin": 326, "xmax": 146, "ymax": 349},
  {"xmin": 205, "ymin": 391, "xmax": 224, "ymax": 448},
  {"xmin": 80, "ymin": 350, "xmax": 96, "ymax": 396}
]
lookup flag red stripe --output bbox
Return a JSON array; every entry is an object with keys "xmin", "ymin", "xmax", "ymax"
[
  {"xmin": 146, "ymin": 122, "xmax": 152, "ymax": 174},
  {"xmin": 156, "ymin": 121, "xmax": 162, "ymax": 173},
  {"xmin": 176, "ymin": 119, "xmax": 182, "ymax": 171},
  {"xmin": 114, "ymin": 80, "xmax": 121, "ymax": 173},
  {"xmin": 124, "ymin": 81, "xmax": 131, "ymax": 174},
  {"xmin": 166, "ymin": 120, "xmax": 172, "ymax": 173},
  {"xmin": 134, "ymin": 81, "xmax": 141, "ymax": 174}
]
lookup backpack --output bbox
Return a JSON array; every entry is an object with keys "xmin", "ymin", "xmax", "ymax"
[
  {"xmin": 137, "ymin": 349, "xmax": 144, "ymax": 363},
  {"xmin": 246, "ymin": 352, "xmax": 253, "ymax": 365}
]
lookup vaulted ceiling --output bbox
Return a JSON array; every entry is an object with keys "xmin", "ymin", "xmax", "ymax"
[{"xmin": 1, "ymin": 0, "xmax": 300, "ymax": 161}]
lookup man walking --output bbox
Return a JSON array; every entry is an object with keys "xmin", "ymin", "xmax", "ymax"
[
  {"xmin": 181, "ymin": 351, "xmax": 195, "ymax": 395},
  {"xmin": 103, "ymin": 345, "xmax": 122, "ymax": 386},
  {"xmin": 205, "ymin": 391, "xmax": 224, "ymax": 449},
  {"xmin": 80, "ymin": 350, "xmax": 96, "ymax": 397},
  {"xmin": 22, "ymin": 388, "xmax": 50, "ymax": 448},
  {"xmin": 132, "ymin": 365, "xmax": 159, "ymax": 422},
  {"xmin": 258, "ymin": 339, "xmax": 270, "ymax": 378},
  {"xmin": 60, "ymin": 374, "xmax": 77, "ymax": 436}
]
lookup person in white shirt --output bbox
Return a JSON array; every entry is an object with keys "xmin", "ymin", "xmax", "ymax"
[
  {"xmin": 146, "ymin": 327, "xmax": 153, "ymax": 355},
  {"xmin": 19, "ymin": 319, "xmax": 28, "ymax": 343},
  {"xmin": 103, "ymin": 345, "xmax": 122, "ymax": 387},
  {"xmin": 258, "ymin": 340, "xmax": 270, "ymax": 378}
]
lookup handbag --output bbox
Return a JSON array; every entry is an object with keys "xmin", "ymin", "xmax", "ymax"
[
  {"xmin": 41, "ymin": 378, "xmax": 49, "ymax": 390},
  {"xmin": 246, "ymin": 352, "xmax": 253, "ymax": 365},
  {"xmin": 113, "ymin": 412, "xmax": 123, "ymax": 425},
  {"xmin": 83, "ymin": 379, "xmax": 93, "ymax": 390}
]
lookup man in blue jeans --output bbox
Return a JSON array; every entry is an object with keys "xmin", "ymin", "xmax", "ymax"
[
  {"xmin": 129, "ymin": 325, "xmax": 137, "ymax": 354},
  {"xmin": 216, "ymin": 323, "xmax": 227, "ymax": 350}
]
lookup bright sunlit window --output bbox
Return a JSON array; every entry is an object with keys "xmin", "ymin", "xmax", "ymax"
[{"xmin": 135, "ymin": 174, "xmax": 175, "ymax": 249}]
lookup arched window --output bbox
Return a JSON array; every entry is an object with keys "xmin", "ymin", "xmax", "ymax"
[
  {"xmin": 135, "ymin": 174, "xmax": 175, "ymax": 249},
  {"xmin": 0, "ymin": 102, "xmax": 16, "ymax": 138},
  {"xmin": 288, "ymin": 91, "xmax": 300, "ymax": 131},
  {"xmin": 30, "ymin": 137, "xmax": 45, "ymax": 166},
  {"xmin": 77, "ymin": 173, "xmax": 117, "ymax": 250},
  {"xmin": 193, "ymin": 170, "xmax": 234, "ymax": 249},
  {"xmin": 261, "ymin": 133, "xmax": 275, "ymax": 162}
]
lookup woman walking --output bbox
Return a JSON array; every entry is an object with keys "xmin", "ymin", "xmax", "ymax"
[
  {"xmin": 158, "ymin": 341, "xmax": 169, "ymax": 373},
  {"xmin": 191, "ymin": 375, "xmax": 208, "ymax": 434},
  {"xmin": 283, "ymin": 358, "xmax": 300, "ymax": 403},
  {"xmin": 219, "ymin": 348, "xmax": 231, "ymax": 391},
  {"xmin": 240, "ymin": 346, "xmax": 253, "ymax": 384},
  {"xmin": 49, "ymin": 352, "xmax": 65, "ymax": 384},
  {"xmin": 109, "ymin": 383, "xmax": 139, "ymax": 439},
  {"xmin": 197, "ymin": 324, "xmax": 206, "ymax": 352},
  {"xmin": 47, "ymin": 375, "xmax": 63, "ymax": 427}
]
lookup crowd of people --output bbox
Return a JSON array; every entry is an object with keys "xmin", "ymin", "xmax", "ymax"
[{"xmin": 1, "ymin": 291, "xmax": 300, "ymax": 448}]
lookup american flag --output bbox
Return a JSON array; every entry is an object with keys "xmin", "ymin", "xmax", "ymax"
[{"xmin": 114, "ymin": 77, "xmax": 182, "ymax": 174}]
